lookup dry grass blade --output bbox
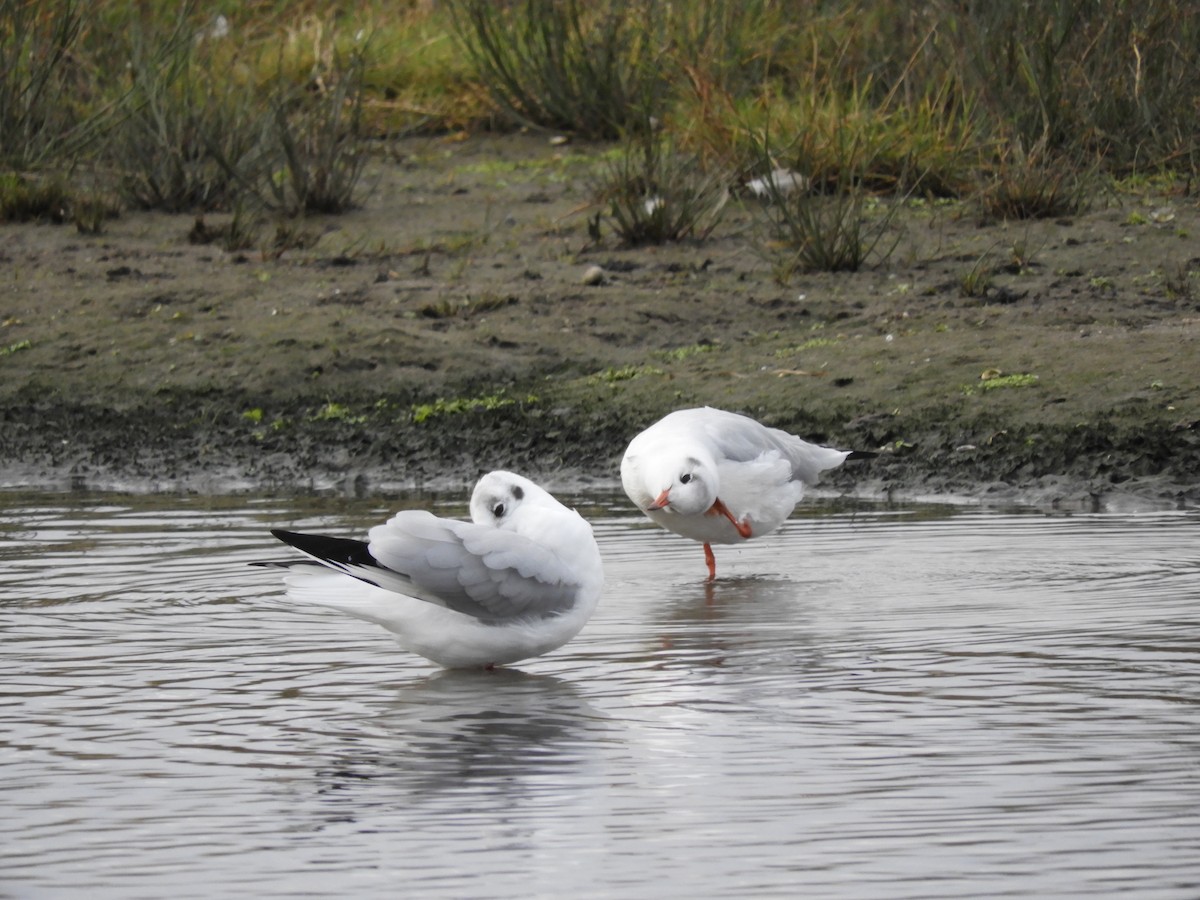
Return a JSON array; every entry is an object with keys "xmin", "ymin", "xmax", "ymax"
[
  {"xmin": 750, "ymin": 124, "xmax": 902, "ymax": 277},
  {"xmin": 445, "ymin": 0, "xmax": 667, "ymax": 139},
  {"xmin": 977, "ymin": 141, "xmax": 1089, "ymax": 223},
  {"xmin": 112, "ymin": 15, "xmax": 269, "ymax": 212},
  {"xmin": 593, "ymin": 133, "xmax": 730, "ymax": 245},
  {"xmin": 264, "ymin": 40, "xmax": 370, "ymax": 215},
  {"xmin": 0, "ymin": 1, "xmax": 112, "ymax": 169}
]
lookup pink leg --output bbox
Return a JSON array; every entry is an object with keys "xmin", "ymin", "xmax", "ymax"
[
  {"xmin": 707, "ymin": 497, "xmax": 752, "ymax": 539},
  {"xmin": 704, "ymin": 542, "xmax": 717, "ymax": 581}
]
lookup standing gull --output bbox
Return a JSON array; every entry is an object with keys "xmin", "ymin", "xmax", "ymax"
[
  {"xmin": 260, "ymin": 471, "xmax": 603, "ymax": 668},
  {"xmin": 621, "ymin": 407, "xmax": 870, "ymax": 580}
]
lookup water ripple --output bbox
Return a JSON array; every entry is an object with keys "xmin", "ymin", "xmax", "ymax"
[{"xmin": 2, "ymin": 493, "xmax": 1199, "ymax": 898}]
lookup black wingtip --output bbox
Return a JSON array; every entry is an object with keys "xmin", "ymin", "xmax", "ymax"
[
  {"xmin": 846, "ymin": 450, "xmax": 878, "ymax": 461},
  {"xmin": 271, "ymin": 529, "xmax": 378, "ymax": 567}
]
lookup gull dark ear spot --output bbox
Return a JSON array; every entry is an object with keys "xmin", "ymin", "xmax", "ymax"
[{"xmin": 511, "ymin": 484, "xmax": 524, "ymax": 501}]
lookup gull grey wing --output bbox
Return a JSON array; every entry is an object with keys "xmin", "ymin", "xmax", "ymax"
[
  {"xmin": 695, "ymin": 408, "xmax": 792, "ymax": 462},
  {"xmin": 700, "ymin": 408, "xmax": 849, "ymax": 482},
  {"xmin": 368, "ymin": 510, "xmax": 581, "ymax": 621}
]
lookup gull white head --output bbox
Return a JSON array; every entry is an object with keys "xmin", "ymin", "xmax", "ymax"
[
  {"xmin": 641, "ymin": 454, "xmax": 718, "ymax": 517},
  {"xmin": 469, "ymin": 470, "xmax": 541, "ymax": 527}
]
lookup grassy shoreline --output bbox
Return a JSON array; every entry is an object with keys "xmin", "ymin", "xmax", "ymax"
[{"xmin": 5, "ymin": 2, "xmax": 1198, "ymax": 215}]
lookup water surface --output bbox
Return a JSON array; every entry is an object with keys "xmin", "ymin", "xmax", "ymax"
[{"xmin": 2, "ymin": 490, "xmax": 1199, "ymax": 898}]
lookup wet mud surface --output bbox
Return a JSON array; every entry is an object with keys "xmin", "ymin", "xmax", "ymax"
[{"xmin": 2, "ymin": 134, "xmax": 1198, "ymax": 507}]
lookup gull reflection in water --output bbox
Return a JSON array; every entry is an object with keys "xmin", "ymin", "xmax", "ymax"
[
  {"xmin": 310, "ymin": 668, "xmax": 608, "ymax": 816},
  {"xmin": 645, "ymin": 574, "xmax": 827, "ymax": 670}
]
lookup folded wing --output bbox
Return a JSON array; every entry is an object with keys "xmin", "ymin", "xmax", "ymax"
[
  {"xmin": 698, "ymin": 408, "xmax": 848, "ymax": 484},
  {"xmin": 365, "ymin": 510, "xmax": 581, "ymax": 622}
]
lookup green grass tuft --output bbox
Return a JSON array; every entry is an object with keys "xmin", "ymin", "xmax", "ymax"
[{"xmin": 411, "ymin": 392, "xmax": 537, "ymax": 423}]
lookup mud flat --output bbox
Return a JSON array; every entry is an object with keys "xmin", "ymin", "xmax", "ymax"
[{"xmin": 2, "ymin": 135, "xmax": 1197, "ymax": 508}]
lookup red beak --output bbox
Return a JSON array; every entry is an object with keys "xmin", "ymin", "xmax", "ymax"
[{"xmin": 647, "ymin": 488, "xmax": 671, "ymax": 510}]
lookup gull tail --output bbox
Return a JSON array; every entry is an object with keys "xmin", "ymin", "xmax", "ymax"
[{"xmin": 254, "ymin": 531, "xmax": 423, "ymax": 628}]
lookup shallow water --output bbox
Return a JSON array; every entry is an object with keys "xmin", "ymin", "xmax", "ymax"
[{"xmin": 2, "ymin": 489, "xmax": 1199, "ymax": 899}]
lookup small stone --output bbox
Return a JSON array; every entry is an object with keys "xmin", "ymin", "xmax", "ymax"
[{"xmin": 582, "ymin": 265, "xmax": 605, "ymax": 286}]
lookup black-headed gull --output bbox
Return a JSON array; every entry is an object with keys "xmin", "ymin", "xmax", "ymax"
[
  {"xmin": 620, "ymin": 407, "xmax": 870, "ymax": 580},
  {"xmin": 262, "ymin": 471, "xmax": 604, "ymax": 669}
]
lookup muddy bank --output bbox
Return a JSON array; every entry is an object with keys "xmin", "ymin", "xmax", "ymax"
[
  {"xmin": 2, "ymin": 135, "xmax": 1198, "ymax": 507},
  {"xmin": 2, "ymin": 389, "xmax": 1195, "ymax": 511}
]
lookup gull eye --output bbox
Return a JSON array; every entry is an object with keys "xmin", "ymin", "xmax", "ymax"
[
  {"xmin": 492, "ymin": 502, "xmax": 506, "ymax": 518},
  {"xmin": 679, "ymin": 473, "xmax": 693, "ymax": 484}
]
